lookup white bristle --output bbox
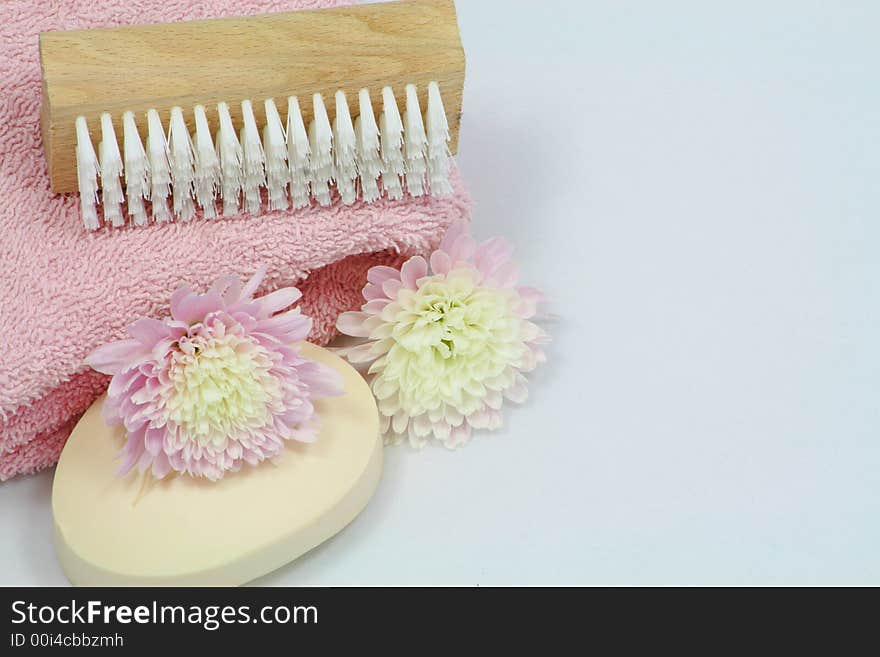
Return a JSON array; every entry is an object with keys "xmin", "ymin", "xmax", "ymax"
[
  {"xmin": 240, "ymin": 100, "xmax": 265, "ymax": 214},
  {"xmin": 122, "ymin": 111, "xmax": 150, "ymax": 227},
  {"xmin": 379, "ymin": 86, "xmax": 405, "ymax": 200},
  {"xmin": 263, "ymin": 98, "xmax": 289, "ymax": 212},
  {"xmin": 355, "ymin": 89, "xmax": 382, "ymax": 203},
  {"xmin": 75, "ymin": 117, "xmax": 100, "ymax": 230},
  {"xmin": 308, "ymin": 121, "xmax": 333, "ymax": 206},
  {"xmin": 425, "ymin": 81, "xmax": 452, "ymax": 196},
  {"xmin": 216, "ymin": 102, "xmax": 242, "ymax": 216},
  {"xmin": 98, "ymin": 113, "xmax": 124, "ymax": 227},
  {"xmin": 192, "ymin": 105, "xmax": 220, "ymax": 219},
  {"xmin": 403, "ymin": 84, "xmax": 428, "ymax": 197},
  {"xmin": 333, "ymin": 90, "xmax": 358, "ymax": 205},
  {"xmin": 286, "ymin": 96, "xmax": 311, "ymax": 209},
  {"xmin": 168, "ymin": 107, "xmax": 196, "ymax": 222},
  {"xmin": 146, "ymin": 109, "xmax": 172, "ymax": 222},
  {"xmin": 309, "ymin": 94, "xmax": 334, "ymax": 206},
  {"xmin": 73, "ymin": 84, "xmax": 455, "ymax": 228}
]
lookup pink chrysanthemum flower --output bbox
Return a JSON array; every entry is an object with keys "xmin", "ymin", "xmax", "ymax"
[
  {"xmin": 336, "ymin": 222, "xmax": 548, "ymax": 448},
  {"xmin": 86, "ymin": 267, "xmax": 343, "ymax": 481}
]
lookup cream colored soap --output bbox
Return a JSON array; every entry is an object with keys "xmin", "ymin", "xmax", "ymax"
[{"xmin": 53, "ymin": 343, "xmax": 382, "ymax": 586}]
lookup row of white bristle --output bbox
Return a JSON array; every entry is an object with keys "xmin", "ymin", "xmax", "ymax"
[{"xmin": 75, "ymin": 82, "xmax": 452, "ymax": 230}]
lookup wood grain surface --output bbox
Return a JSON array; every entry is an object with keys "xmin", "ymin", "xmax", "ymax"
[{"xmin": 40, "ymin": 0, "xmax": 465, "ymax": 193}]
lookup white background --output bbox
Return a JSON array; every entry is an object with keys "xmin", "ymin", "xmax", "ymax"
[{"xmin": 1, "ymin": 0, "xmax": 878, "ymax": 585}]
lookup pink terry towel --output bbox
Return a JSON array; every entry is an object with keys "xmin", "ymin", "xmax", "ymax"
[{"xmin": 0, "ymin": 0, "xmax": 471, "ymax": 480}]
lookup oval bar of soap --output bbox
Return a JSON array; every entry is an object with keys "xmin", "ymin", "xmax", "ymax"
[{"xmin": 53, "ymin": 343, "xmax": 382, "ymax": 586}]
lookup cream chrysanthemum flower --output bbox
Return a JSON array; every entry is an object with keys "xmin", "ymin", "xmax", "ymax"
[{"xmin": 337, "ymin": 223, "xmax": 548, "ymax": 448}]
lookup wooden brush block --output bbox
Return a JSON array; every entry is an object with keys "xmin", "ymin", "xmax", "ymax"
[{"xmin": 39, "ymin": 0, "xmax": 466, "ymax": 193}]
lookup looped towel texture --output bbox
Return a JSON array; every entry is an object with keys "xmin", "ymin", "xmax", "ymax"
[{"xmin": 0, "ymin": 0, "xmax": 471, "ymax": 479}]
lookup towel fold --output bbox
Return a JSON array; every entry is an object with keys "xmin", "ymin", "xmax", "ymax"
[{"xmin": 0, "ymin": 0, "xmax": 471, "ymax": 480}]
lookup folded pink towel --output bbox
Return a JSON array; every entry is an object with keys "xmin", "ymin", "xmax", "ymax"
[{"xmin": 0, "ymin": 0, "xmax": 471, "ymax": 480}]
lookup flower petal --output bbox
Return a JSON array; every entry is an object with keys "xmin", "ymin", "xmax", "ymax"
[
  {"xmin": 344, "ymin": 342, "xmax": 380, "ymax": 363},
  {"xmin": 408, "ymin": 430, "xmax": 430, "ymax": 449},
  {"xmin": 362, "ymin": 283, "xmax": 387, "ymax": 301},
  {"xmin": 487, "ymin": 261, "xmax": 520, "ymax": 289},
  {"xmin": 299, "ymin": 361, "xmax": 344, "ymax": 397},
  {"xmin": 116, "ymin": 438, "xmax": 144, "ymax": 477},
  {"xmin": 503, "ymin": 375, "xmax": 529, "ymax": 404},
  {"xmin": 438, "ymin": 221, "xmax": 470, "ymax": 254},
  {"xmin": 151, "ymin": 451, "xmax": 172, "ymax": 479},
  {"xmin": 391, "ymin": 409, "xmax": 409, "ymax": 434},
  {"xmin": 172, "ymin": 291, "xmax": 224, "ymax": 325},
  {"xmin": 85, "ymin": 339, "xmax": 150, "ymax": 375},
  {"xmin": 517, "ymin": 286, "xmax": 545, "ymax": 305},
  {"xmin": 363, "ymin": 298, "xmax": 390, "ymax": 315},
  {"xmin": 367, "ymin": 265, "xmax": 401, "ymax": 286},
  {"xmin": 444, "ymin": 423, "xmax": 471, "ymax": 448},
  {"xmin": 137, "ymin": 445, "xmax": 154, "ymax": 473},
  {"xmin": 208, "ymin": 274, "xmax": 243, "ymax": 304},
  {"xmin": 107, "ymin": 368, "xmax": 142, "ymax": 398},
  {"xmin": 144, "ymin": 426, "xmax": 165, "ymax": 456},
  {"xmin": 336, "ymin": 311, "xmax": 372, "ymax": 337},
  {"xmin": 169, "ymin": 285, "xmax": 193, "ymax": 318},
  {"xmin": 515, "ymin": 286, "xmax": 544, "ymax": 318},
  {"xmin": 255, "ymin": 310, "xmax": 312, "ymax": 342},
  {"xmin": 382, "ymin": 278, "xmax": 403, "ymax": 299},
  {"xmin": 413, "ymin": 413, "xmax": 433, "ymax": 437},
  {"xmin": 429, "ymin": 249, "xmax": 452, "ymax": 275},
  {"xmin": 400, "ymin": 256, "xmax": 428, "ymax": 290},
  {"xmin": 256, "ymin": 286, "xmax": 302, "ymax": 317},
  {"xmin": 240, "ymin": 265, "xmax": 268, "ymax": 300},
  {"xmin": 473, "ymin": 236, "xmax": 514, "ymax": 281},
  {"xmin": 127, "ymin": 318, "xmax": 183, "ymax": 347},
  {"xmin": 368, "ymin": 322, "xmax": 394, "ymax": 340}
]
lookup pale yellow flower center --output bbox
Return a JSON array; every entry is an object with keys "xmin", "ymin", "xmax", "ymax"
[
  {"xmin": 380, "ymin": 268, "xmax": 526, "ymax": 414},
  {"xmin": 163, "ymin": 332, "xmax": 280, "ymax": 448}
]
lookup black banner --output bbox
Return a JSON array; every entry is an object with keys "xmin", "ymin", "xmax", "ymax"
[
  {"xmin": 2, "ymin": 586, "xmax": 855, "ymax": 651},
  {"xmin": 0, "ymin": 587, "xmax": 586, "ymax": 650}
]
